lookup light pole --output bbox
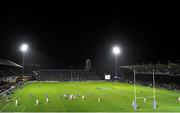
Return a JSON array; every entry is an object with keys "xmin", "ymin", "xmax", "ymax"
[
  {"xmin": 20, "ymin": 44, "xmax": 28, "ymax": 75},
  {"xmin": 113, "ymin": 46, "xmax": 121, "ymax": 77}
]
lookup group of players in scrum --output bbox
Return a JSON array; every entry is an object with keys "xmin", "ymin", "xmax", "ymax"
[{"xmin": 14, "ymin": 94, "xmax": 102, "ymax": 106}]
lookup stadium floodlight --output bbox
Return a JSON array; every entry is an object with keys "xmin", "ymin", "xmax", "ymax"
[
  {"xmin": 20, "ymin": 43, "xmax": 29, "ymax": 75},
  {"xmin": 112, "ymin": 46, "xmax": 121, "ymax": 76},
  {"xmin": 113, "ymin": 46, "xmax": 120, "ymax": 55},
  {"xmin": 20, "ymin": 44, "xmax": 28, "ymax": 52}
]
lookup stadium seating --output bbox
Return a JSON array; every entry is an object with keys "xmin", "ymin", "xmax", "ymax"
[
  {"xmin": 120, "ymin": 63, "xmax": 180, "ymax": 90},
  {"xmin": 36, "ymin": 69, "xmax": 101, "ymax": 81}
]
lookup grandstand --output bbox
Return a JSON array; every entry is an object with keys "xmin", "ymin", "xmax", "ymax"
[
  {"xmin": 0, "ymin": 59, "xmax": 23, "ymax": 95},
  {"xmin": 35, "ymin": 59, "xmax": 100, "ymax": 81},
  {"xmin": 36, "ymin": 69, "xmax": 100, "ymax": 81},
  {"xmin": 120, "ymin": 63, "xmax": 180, "ymax": 90},
  {"xmin": 0, "ymin": 58, "xmax": 22, "ymax": 81},
  {"xmin": 120, "ymin": 62, "xmax": 180, "ymax": 75}
]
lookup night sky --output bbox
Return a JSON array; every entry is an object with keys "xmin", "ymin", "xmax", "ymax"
[{"xmin": 0, "ymin": 8, "xmax": 179, "ymax": 73}]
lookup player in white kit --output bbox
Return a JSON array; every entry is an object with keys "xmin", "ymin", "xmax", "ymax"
[
  {"xmin": 46, "ymin": 97, "xmax": 49, "ymax": 103},
  {"xmin": 144, "ymin": 97, "xmax": 147, "ymax": 103},
  {"xmin": 15, "ymin": 100, "xmax": 18, "ymax": 106},
  {"xmin": 82, "ymin": 95, "xmax": 85, "ymax": 100},
  {"xmin": 98, "ymin": 97, "xmax": 101, "ymax": 103},
  {"xmin": 36, "ymin": 99, "xmax": 39, "ymax": 105}
]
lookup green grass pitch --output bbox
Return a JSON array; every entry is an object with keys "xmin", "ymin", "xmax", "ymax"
[{"xmin": 0, "ymin": 81, "xmax": 180, "ymax": 112}]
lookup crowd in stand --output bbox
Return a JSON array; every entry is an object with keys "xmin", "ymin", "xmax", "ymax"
[
  {"xmin": 126, "ymin": 63, "xmax": 180, "ymax": 75},
  {"xmin": 37, "ymin": 70, "xmax": 100, "ymax": 81},
  {"xmin": 0, "ymin": 70, "xmax": 25, "ymax": 98},
  {"xmin": 121, "ymin": 66, "xmax": 180, "ymax": 90}
]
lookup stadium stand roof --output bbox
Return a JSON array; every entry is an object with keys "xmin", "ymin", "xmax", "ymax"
[
  {"xmin": 0, "ymin": 58, "xmax": 22, "ymax": 68},
  {"xmin": 119, "ymin": 63, "xmax": 180, "ymax": 76},
  {"xmin": 39, "ymin": 69, "xmax": 89, "ymax": 72}
]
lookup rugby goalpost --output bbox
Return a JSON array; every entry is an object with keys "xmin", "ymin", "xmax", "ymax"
[{"xmin": 133, "ymin": 69, "xmax": 156, "ymax": 111}]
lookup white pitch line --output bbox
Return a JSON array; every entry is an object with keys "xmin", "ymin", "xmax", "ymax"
[
  {"xmin": 0, "ymin": 89, "xmax": 24, "ymax": 112},
  {"xmin": 56, "ymin": 94, "xmax": 66, "ymax": 111},
  {"xmin": 147, "ymin": 96, "xmax": 154, "ymax": 98},
  {"xmin": 21, "ymin": 106, "xmax": 26, "ymax": 112},
  {"xmin": 136, "ymin": 97, "xmax": 144, "ymax": 98},
  {"xmin": 136, "ymin": 96, "xmax": 154, "ymax": 99},
  {"xmin": 0, "ymin": 102, "xmax": 10, "ymax": 112}
]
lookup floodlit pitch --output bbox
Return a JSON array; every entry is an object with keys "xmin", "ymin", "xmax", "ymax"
[{"xmin": 0, "ymin": 81, "xmax": 180, "ymax": 112}]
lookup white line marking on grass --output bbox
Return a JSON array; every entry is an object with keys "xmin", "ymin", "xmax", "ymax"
[
  {"xmin": 0, "ymin": 102, "xmax": 10, "ymax": 112},
  {"xmin": 0, "ymin": 89, "xmax": 24, "ymax": 112},
  {"xmin": 136, "ymin": 96, "xmax": 154, "ymax": 99},
  {"xmin": 56, "ymin": 94, "xmax": 66, "ymax": 111},
  {"xmin": 136, "ymin": 97, "xmax": 144, "ymax": 98},
  {"xmin": 21, "ymin": 106, "xmax": 26, "ymax": 112}
]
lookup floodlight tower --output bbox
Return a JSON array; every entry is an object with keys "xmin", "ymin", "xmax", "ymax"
[
  {"xmin": 20, "ymin": 44, "xmax": 28, "ymax": 75},
  {"xmin": 113, "ymin": 46, "xmax": 121, "ymax": 76}
]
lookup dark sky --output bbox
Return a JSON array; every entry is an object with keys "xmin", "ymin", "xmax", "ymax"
[{"xmin": 0, "ymin": 7, "xmax": 179, "ymax": 73}]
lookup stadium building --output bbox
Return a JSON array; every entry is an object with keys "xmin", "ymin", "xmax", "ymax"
[
  {"xmin": 120, "ymin": 63, "xmax": 180, "ymax": 90},
  {"xmin": 0, "ymin": 59, "xmax": 23, "ymax": 95},
  {"xmin": 33, "ymin": 59, "xmax": 100, "ymax": 81}
]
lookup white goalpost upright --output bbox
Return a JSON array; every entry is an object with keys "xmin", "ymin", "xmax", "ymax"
[
  {"xmin": 133, "ymin": 69, "xmax": 156, "ymax": 111},
  {"xmin": 133, "ymin": 69, "xmax": 137, "ymax": 111},
  {"xmin": 152, "ymin": 69, "xmax": 156, "ymax": 109}
]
